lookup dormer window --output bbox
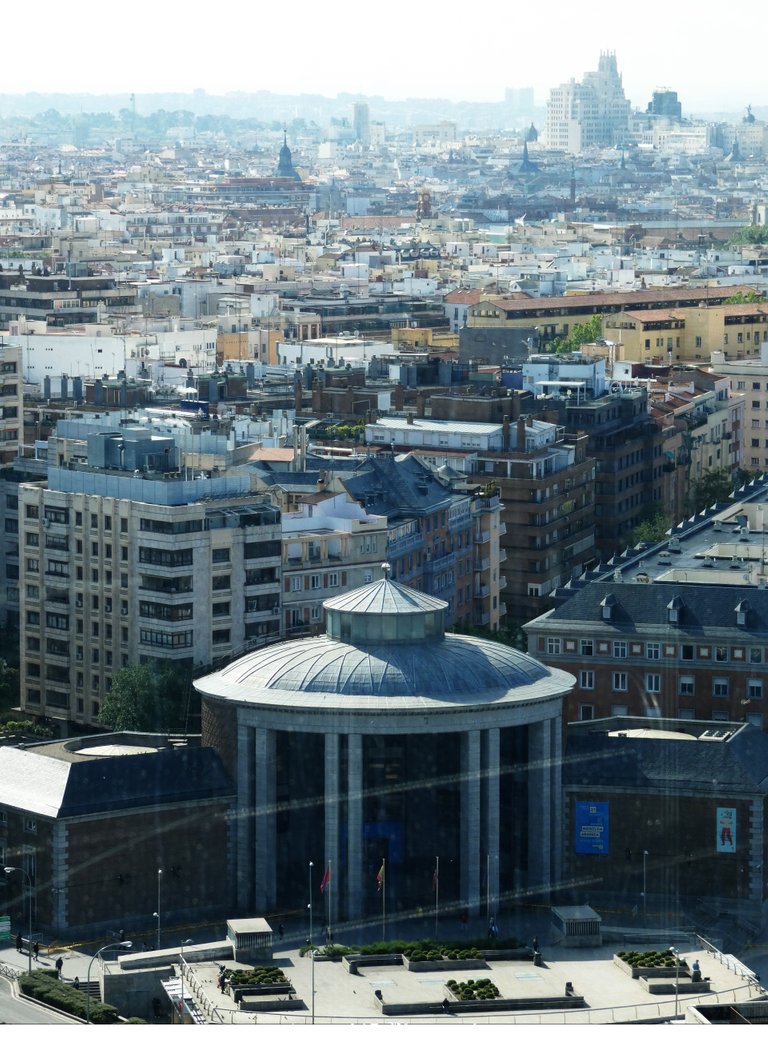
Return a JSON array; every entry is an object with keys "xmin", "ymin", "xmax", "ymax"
[
  {"xmin": 600, "ymin": 594, "xmax": 616, "ymax": 622},
  {"xmin": 667, "ymin": 596, "xmax": 684, "ymax": 625},
  {"xmin": 735, "ymin": 599, "xmax": 749, "ymax": 627}
]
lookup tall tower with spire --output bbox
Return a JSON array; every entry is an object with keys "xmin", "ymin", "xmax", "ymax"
[{"xmin": 275, "ymin": 130, "xmax": 301, "ymax": 181}]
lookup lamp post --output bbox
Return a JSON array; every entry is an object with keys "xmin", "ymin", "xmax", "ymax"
[
  {"xmin": 179, "ymin": 939, "xmax": 193, "ymax": 1024},
  {"xmin": 308, "ymin": 861, "xmax": 314, "ymax": 946},
  {"xmin": 86, "ymin": 941, "xmax": 132, "ymax": 1024},
  {"xmin": 669, "ymin": 946, "xmax": 680, "ymax": 1018},
  {"xmin": 310, "ymin": 946, "xmax": 315, "ymax": 1025},
  {"xmin": 154, "ymin": 869, "xmax": 162, "ymax": 949},
  {"xmin": 642, "ymin": 850, "xmax": 648, "ymax": 927},
  {"xmin": 4, "ymin": 865, "xmax": 32, "ymax": 975}
]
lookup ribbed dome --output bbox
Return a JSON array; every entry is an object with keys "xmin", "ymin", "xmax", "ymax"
[{"xmin": 203, "ymin": 632, "xmax": 554, "ymax": 704}]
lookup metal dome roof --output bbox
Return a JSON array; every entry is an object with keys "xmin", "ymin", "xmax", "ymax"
[
  {"xmin": 196, "ymin": 632, "xmax": 569, "ymax": 710},
  {"xmin": 323, "ymin": 570, "xmax": 447, "ymax": 616}
]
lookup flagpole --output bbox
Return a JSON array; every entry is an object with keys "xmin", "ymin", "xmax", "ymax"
[
  {"xmin": 434, "ymin": 855, "xmax": 439, "ymax": 937},
  {"xmin": 486, "ymin": 852, "xmax": 490, "ymax": 923}
]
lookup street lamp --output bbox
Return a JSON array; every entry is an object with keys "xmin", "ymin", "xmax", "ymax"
[
  {"xmin": 308, "ymin": 861, "xmax": 314, "ymax": 945},
  {"xmin": 179, "ymin": 939, "xmax": 193, "ymax": 1024},
  {"xmin": 86, "ymin": 941, "xmax": 132, "ymax": 1024},
  {"xmin": 4, "ymin": 866, "xmax": 32, "ymax": 975},
  {"xmin": 669, "ymin": 946, "xmax": 680, "ymax": 1018},
  {"xmin": 310, "ymin": 946, "xmax": 315, "ymax": 1025},
  {"xmin": 642, "ymin": 850, "xmax": 648, "ymax": 927},
  {"xmin": 154, "ymin": 869, "xmax": 163, "ymax": 948}
]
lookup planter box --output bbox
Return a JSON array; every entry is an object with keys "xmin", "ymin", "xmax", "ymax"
[
  {"xmin": 639, "ymin": 978, "xmax": 710, "ymax": 996},
  {"xmin": 613, "ymin": 955, "xmax": 686, "ymax": 980},
  {"xmin": 403, "ymin": 954, "xmax": 487, "ymax": 973},
  {"xmin": 343, "ymin": 954, "xmax": 403, "ymax": 975}
]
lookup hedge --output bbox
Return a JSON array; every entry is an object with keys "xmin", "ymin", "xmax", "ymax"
[{"xmin": 19, "ymin": 970, "xmax": 120, "ymax": 1023}]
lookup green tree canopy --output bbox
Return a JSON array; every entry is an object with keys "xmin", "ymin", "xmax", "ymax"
[
  {"xmin": 99, "ymin": 662, "xmax": 195, "ymax": 733},
  {"xmin": 686, "ymin": 469, "xmax": 734, "ymax": 514},
  {"xmin": 550, "ymin": 314, "xmax": 603, "ymax": 355},
  {"xmin": 629, "ymin": 508, "xmax": 672, "ymax": 548},
  {"xmin": 729, "ymin": 225, "xmax": 768, "ymax": 246},
  {"xmin": 723, "ymin": 290, "xmax": 765, "ymax": 304}
]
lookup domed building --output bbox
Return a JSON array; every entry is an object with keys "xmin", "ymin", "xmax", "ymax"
[{"xmin": 196, "ymin": 568, "xmax": 574, "ymax": 923}]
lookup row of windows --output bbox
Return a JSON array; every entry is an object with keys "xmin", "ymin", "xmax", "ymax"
[
  {"xmin": 578, "ymin": 670, "xmax": 763, "ymax": 698},
  {"xmin": 547, "ymin": 637, "xmax": 765, "ymax": 664}
]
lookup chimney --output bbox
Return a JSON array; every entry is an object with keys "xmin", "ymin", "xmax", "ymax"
[
  {"xmin": 516, "ymin": 417, "xmax": 526, "ymax": 451},
  {"xmin": 416, "ymin": 391, "xmax": 426, "ymax": 418},
  {"xmin": 407, "ymin": 415, "xmax": 414, "ymax": 425}
]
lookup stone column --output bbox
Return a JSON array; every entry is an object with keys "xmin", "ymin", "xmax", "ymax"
[
  {"xmin": 347, "ymin": 733, "xmax": 363, "ymax": 922},
  {"xmin": 324, "ymin": 732, "xmax": 340, "ymax": 932},
  {"xmin": 236, "ymin": 722, "xmax": 254, "ymax": 911},
  {"xmin": 551, "ymin": 717, "xmax": 563, "ymax": 886},
  {"xmin": 253, "ymin": 727, "xmax": 276, "ymax": 912},
  {"xmin": 527, "ymin": 718, "xmax": 552, "ymax": 897},
  {"xmin": 484, "ymin": 727, "xmax": 501, "ymax": 918},
  {"xmin": 460, "ymin": 729, "xmax": 482, "ymax": 915}
]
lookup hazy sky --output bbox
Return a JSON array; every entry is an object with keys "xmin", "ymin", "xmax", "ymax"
[{"xmin": 3, "ymin": 0, "xmax": 759, "ymax": 115}]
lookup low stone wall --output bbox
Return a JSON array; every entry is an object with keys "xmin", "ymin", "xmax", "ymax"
[
  {"xmin": 403, "ymin": 955, "xmax": 487, "ymax": 973},
  {"xmin": 639, "ymin": 978, "xmax": 711, "ymax": 996},
  {"xmin": 378, "ymin": 994, "xmax": 586, "ymax": 1017},
  {"xmin": 343, "ymin": 954, "xmax": 403, "ymax": 974},
  {"xmin": 238, "ymin": 996, "xmax": 305, "ymax": 1012}
]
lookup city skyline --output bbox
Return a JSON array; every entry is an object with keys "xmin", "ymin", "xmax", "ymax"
[{"xmin": 4, "ymin": 0, "xmax": 765, "ymax": 117}]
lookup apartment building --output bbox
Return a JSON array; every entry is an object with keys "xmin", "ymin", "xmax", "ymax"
[
  {"xmin": 0, "ymin": 273, "xmax": 137, "ymax": 327},
  {"xmin": 18, "ymin": 415, "xmax": 281, "ymax": 728},
  {"xmin": 281, "ymin": 491, "xmax": 389, "ymax": 638},
  {"xmin": 711, "ymin": 345, "xmax": 768, "ymax": 473},
  {"xmin": 603, "ymin": 302, "xmax": 768, "ymax": 364},
  {"xmin": 0, "ymin": 345, "xmax": 22, "ymax": 465}
]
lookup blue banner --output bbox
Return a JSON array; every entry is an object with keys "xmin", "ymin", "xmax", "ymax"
[{"xmin": 575, "ymin": 801, "xmax": 609, "ymax": 855}]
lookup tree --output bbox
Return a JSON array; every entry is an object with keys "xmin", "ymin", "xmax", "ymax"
[
  {"xmin": 99, "ymin": 662, "xmax": 194, "ymax": 733},
  {"xmin": 551, "ymin": 314, "xmax": 603, "ymax": 355},
  {"xmin": 724, "ymin": 290, "xmax": 765, "ymax": 305},
  {"xmin": 729, "ymin": 225, "xmax": 768, "ymax": 246},
  {"xmin": 629, "ymin": 508, "xmax": 672, "ymax": 547},
  {"xmin": 686, "ymin": 469, "xmax": 734, "ymax": 514}
]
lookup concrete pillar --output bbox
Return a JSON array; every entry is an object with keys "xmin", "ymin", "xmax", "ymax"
[
  {"xmin": 324, "ymin": 732, "xmax": 340, "ymax": 931},
  {"xmin": 236, "ymin": 723, "xmax": 254, "ymax": 911},
  {"xmin": 527, "ymin": 719, "xmax": 552, "ymax": 898},
  {"xmin": 749, "ymin": 797, "xmax": 764, "ymax": 905},
  {"xmin": 254, "ymin": 727, "xmax": 277, "ymax": 912},
  {"xmin": 484, "ymin": 728, "xmax": 501, "ymax": 918},
  {"xmin": 347, "ymin": 733, "xmax": 363, "ymax": 922},
  {"xmin": 460, "ymin": 730, "xmax": 482, "ymax": 915},
  {"xmin": 551, "ymin": 717, "xmax": 563, "ymax": 885}
]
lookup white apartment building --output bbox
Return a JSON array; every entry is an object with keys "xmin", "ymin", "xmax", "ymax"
[
  {"xmin": 546, "ymin": 52, "xmax": 631, "ymax": 153},
  {"xmin": 712, "ymin": 345, "xmax": 768, "ymax": 473},
  {"xmin": 18, "ymin": 416, "xmax": 281, "ymax": 729}
]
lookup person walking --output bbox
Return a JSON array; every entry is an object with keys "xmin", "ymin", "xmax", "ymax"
[
  {"xmin": 55, "ymin": 956, "xmax": 63, "ymax": 977},
  {"xmin": 33, "ymin": 941, "xmax": 39, "ymax": 962},
  {"xmin": 15, "ymin": 933, "xmax": 21, "ymax": 954}
]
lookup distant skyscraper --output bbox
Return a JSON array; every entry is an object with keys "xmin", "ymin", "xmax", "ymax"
[
  {"xmin": 647, "ymin": 90, "xmax": 682, "ymax": 120},
  {"xmin": 353, "ymin": 102, "xmax": 370, "ymax": 146},
  {"xmin": 546, "ymin": 52, "xmax": 630, "ymax": 153}
]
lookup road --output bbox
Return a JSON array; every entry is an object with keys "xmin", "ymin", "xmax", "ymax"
[{"xmin": 0, "ymin": 976, "xmax": 73, "ymax": 1024}]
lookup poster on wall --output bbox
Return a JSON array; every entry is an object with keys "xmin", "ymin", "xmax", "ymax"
[
  {"xmin": 575, "ymin": 801, "xmax": 609, "ymax": 855},
  {"xmin": 716, "ymin": 806, "xmax": 737, "ymax": 853}
]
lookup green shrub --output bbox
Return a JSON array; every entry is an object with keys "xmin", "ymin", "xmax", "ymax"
[{"xmin": 19, "ymin": 970, "xmax": 120, "ymax": 1022}]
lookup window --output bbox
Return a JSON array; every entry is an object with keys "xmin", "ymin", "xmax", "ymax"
[
  {"xmin": 715, "ymin": 646, "xmax": 727, "ymax": 662},
  {"xmin": 712, "ymin": 710, "xmax": 730, "ymax": 722},
  {"xmin": 212, "ymin": 548, "xmax": 230, "ymax": 563},
  {"xmin": 310, "ymin": 574, "xmax": 322, "ymax": 590},
  {"xmin": 546, "ymin": 637, "xmax": 561, "ymax": 654},
  {"xmin": 750, "ymin": 647, "xmax": 763, "ymax": 664},
  {"xmin": 23, "ymin": 817, "xmax": 37, "ymax": 834},
  {"xmin": 645, "ymin": 673, "xmax": 661, "ymax": 694},
  {"xmin": 646, "ymin": 643, "xmax": 660, "ymax": 660},
  {"xmin": 290, "ymin": 576, "xmax": 303, "ymax": 592},
  {"xmin": 578, "ymin": 705, "xmax": 594, "ymax": 721},
  {"xmin": 747, "ymin": 679, "xmax": 763, "ymax": 700},
  {"xmin": 679, "ymin": 676, "xmax": 694, "ymax": 696},
  {"xmin": 713, "ymin": 678, "xmax": 729, "ymax": 698},
  {"xmin": 211, "ymin": 575, "xmax": 230, "ymax": 591},
  {"xmin": 579, "ymin": 670, "xmax": 594, "ymax": 690},
  {"xmin": 580, "ymin": 639, "xmax": 594, "ymax": 656},
  {"xmin": 680, "ymin": 644, "xmax": 694, "ymax": 661},
  {"xmin": 328, "ymin": 572, "xmax": 339, "ymax": 587},
  {"xmin": 613, "ymin": 641, "xmax": 627, "ymax": 658},
  {"xmin": 613, "ymin": 671, "xmax": 628, "ymax": 692}
]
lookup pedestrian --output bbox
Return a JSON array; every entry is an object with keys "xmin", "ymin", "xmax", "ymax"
[
  {"xmin": 33, "ymin": 941, "xmax": 39, "ymax": 962},
  {"xmin": 73, "ymin": 977, "xmax": 80, "ymax": 990},
  {"xmin": 55, "ymin": 956, "xmax": 63, "ymax": 977},
  {"xmin": 278, "ymin": 924, "xmax": 284, "ymax": 940},
  {"xmin": 15, "ymin": 932, "xmax": 21, "ymax": 954}
]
